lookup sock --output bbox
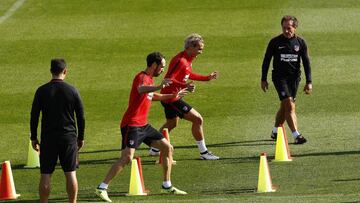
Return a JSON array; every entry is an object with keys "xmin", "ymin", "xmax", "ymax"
[
  {"xmin": 98, "ymin": 182, "xmax": 108, "ymax": 189},
  {"xmin": 162, "ymin": 181, "xmax": 172, "ymax": 188},
  {"xmin": 150, "ymin": 147, "xmax": 160, "ymax": 152},
  {"xmin": 272, "ymin": 127, "xmax": 278, "ymax": 134},
  {"xmin": 292, "ymin": 131, "xmax": 301, "ymax": 139},
  {"xmin": 196, "ymin": 140, "xmax": 207, "ymax": 154}
]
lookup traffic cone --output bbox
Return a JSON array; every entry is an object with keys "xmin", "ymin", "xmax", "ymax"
[
  {"xmin": 156, "ymin": 128, "xmax": 176, "ymax": 165},
  {"xmin": 24, "ymin": 140, "xmax": 40, "ymax": 168},
  {"xmin": 127, "ymin": 158, "xmax": 147, "ymax": 196},
  {"xmin": 257, "ymin": 153, "xmax": 276, "ymax": 193},
  {"xmin": 0, "ymin": 161, "xmax": 20, "ymax": 200},
  {"xmin": 274, "ymin": 125, "xmax": 293, "ymax": 162}
]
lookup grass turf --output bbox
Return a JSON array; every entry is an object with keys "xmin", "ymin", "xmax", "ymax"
[{"xmin": 1, "ymin": 0, "xmax": 360, "ymax": 202}]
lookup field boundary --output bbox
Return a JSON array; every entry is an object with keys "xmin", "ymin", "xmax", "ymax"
[{"xmin": 0, "ymin": 0, "xmax": 26, "ymax": 25}]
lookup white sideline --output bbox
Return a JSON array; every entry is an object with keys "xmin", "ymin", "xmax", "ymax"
[{"xmin": 0, "ymin": 0, "xmax": 26, "ymax": 25}]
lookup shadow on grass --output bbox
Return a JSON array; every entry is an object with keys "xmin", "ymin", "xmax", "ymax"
[
  {"xmin": 80, "ymin": 147, "xmax": 151, "ymax": 154},
  {"xmin": 79, "ymin": 140, "xmax": 274, "ymax": 155},
  {"xmin": 8, "ymin": 200, "xmax": 38, "ymax": 203},
  {"xmin": 341, "ymin": 201, "xmax": 360, "ymax": 203},
  {"xmin": 293, "ymin": 150, "xmax": 360, "ymax": 157},
  {"xmin": 174, "ymin": 140, "xmax": 274, "ymax": 150},
  {"xmin": 332, "ymin": 178, "xmax": 360, "ymax": 182},
  {"xmin": 202, "ymin": 187, "xmax": 256, "ymax": 195}
]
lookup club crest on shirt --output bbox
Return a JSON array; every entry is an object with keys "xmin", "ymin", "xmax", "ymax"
[
  {"xmin": 147, "ymin": 92, "xmax": 154, "ymax": 100},
  {"xmin": 183, "ymin": 106, "xmax": 189, "ymax": 111},
  {"xmin": 183, "ymin": 74, "xmax": 190, "ymax": 82},
  {"xmin": 294, "ymin": 45, "xmax": 300, "ymax": 52},
  {"xmin": 129, "ymin": 140, "xmax": 134, "ymax": 145}
]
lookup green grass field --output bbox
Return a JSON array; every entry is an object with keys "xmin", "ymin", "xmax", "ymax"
[{"xmin": 1, "ymin": 0, "xmax": 360, "ymax": 202}]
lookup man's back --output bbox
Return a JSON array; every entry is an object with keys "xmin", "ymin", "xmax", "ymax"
[{"xmin": 30, "ymin": 79, "xmax": 84, "ymax": 143}]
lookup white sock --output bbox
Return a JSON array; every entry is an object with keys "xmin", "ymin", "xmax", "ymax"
[
  {"xmin": 272, "ymin": 127, "xmax": 278, "ymax": 134},
  {"xmin": 99, "ymin": 182, "xmax": 108, "ymax": 189},
  {"xmin": 150, "ymin": 147, "xmax": 160, "ymax": 152},
  {"xmin": 292, "ymin": 131, "xmax": 301, "ymax": 138},
  {"xmin": 196, "ymin": 140, "xmax": 208, "ymax": 154},
  {"xmin": 162, "ymin": 181, "xmax": 172, "ymax": 188}
]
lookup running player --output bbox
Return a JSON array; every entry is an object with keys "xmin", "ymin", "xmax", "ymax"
[{"xmin": 95, "ymin": 52, "xmax": 188, "ymax": 202}]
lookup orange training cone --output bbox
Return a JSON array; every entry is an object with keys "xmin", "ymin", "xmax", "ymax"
[
  {"xmin": 274, "ymin": 125, "xmax": 293, "ymax": 162},
  {"xmin": 257, "ymin": 153, "xmax": 276, "ymax": 193},
  {"xmin": 156, "ymin": 128, "xmax": 176, "ymax": 165},
  {"xmin": 127, "ymin": 158, "xmax": 147, "ymax": 196},
  {"xmin": 0, "ymin": 161, "xmax": 20, "ymax": 200}
]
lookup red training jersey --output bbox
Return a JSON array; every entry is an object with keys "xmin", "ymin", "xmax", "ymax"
[
  {"xmin": 120, "ymin": 71, "xmax": 154, "ymax": 127},
  {"xmin": 160, "ymin": 51, "xmax": 210, "ymax": 103}
]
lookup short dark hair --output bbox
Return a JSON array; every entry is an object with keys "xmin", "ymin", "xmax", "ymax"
[
  {"xmin": 50, "ymin": 58, "xmax": 67, "ymax": 75},
  {"xmin": 146, "ymin": 52, "xmax": 164, "ymax": 67},
  {"xmin": 281, "ymin": 15, "xmax": 298, "ymax": 28}
]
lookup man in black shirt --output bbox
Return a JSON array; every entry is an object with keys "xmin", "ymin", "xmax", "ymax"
[
  {"xmin": 30, "ymin": 59, "xmax": 85, "ymax": 203},
  {"xmin": 261, "ymin": 15, "xmax": 312, "ymax": 144}
]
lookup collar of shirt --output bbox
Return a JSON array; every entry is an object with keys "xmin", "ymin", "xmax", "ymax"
[
  {"xmin": 50, "ymin": 79, "xmax": 64, "ymax": 82},
  {"xmin": 183, "ymin": 51, "xmax": 194, "ymax": 62}
]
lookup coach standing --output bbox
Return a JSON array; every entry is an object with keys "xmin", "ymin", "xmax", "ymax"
[
  {"xmin": 30, "ymin": 59, "xmax": 85, "ymax": 203},
  {"xmin": 261, "ymin": 15, "xmax": 312, "ymax": 144}
]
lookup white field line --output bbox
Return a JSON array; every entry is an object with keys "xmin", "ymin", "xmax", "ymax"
[{"xmin": 0, "ymin": 0, "xmax": 26, "ymax": 25}]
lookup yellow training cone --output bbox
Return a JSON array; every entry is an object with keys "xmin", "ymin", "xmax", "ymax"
[
  {"xmin": 24, "ymin": 140, "xmax": 40, "ymax": 168},
  {"xmin": 274, "ymin": 126, "xmax": 293, "ymax": 162},
  {"xmin": 257, "ymin": 153, "xmax": 276, "ymax": 193},
  {"xmin": 127, "ymin": 159, "xmax": 147, "ymax": 196}
]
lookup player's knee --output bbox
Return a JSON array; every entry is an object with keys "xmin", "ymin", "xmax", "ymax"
[
  {"xmin": 161, "ymin": 143, "xmax": 173, "ymax": 155},
  {"xmin": 283, "ymin": 99, "xmax": 295, "ymax": 113},
  {"xmin": 193, "ymin": 114, "xmax": 203, "ymax": 125},
  {"xmin": 168, "ymin": 119, "xmax": 178, "ymax": 129},
  {"xmin": 40, "ymin": 183, "xmax": 50, "ymax": 192},
  {"xmin": 120, "ymin": 155, "xmax": 132, "ymax": 165}
]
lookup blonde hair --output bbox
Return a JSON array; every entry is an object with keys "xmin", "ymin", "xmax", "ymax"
[{"xmin": 184, "ymin": 33, "xmax": 204, "ymax": 49}]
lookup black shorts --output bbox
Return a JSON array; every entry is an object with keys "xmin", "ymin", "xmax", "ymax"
[
  {"xmin": 40, "ymin": 141, "xmax": 77, "ymax": 174},
  {"xmin": 121, "ymin": 124, "xmax": 164, "ymax": 149},
  {"xmin": 273, "ymin": 78, "xmax": 300, "ymax": 101},
  {"xmin": 161, "ymin": 99, "xmax": 192, "ymax": 119}
]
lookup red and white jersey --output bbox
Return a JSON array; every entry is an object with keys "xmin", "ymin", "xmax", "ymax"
[
  {"xmin": 160, "ymin": 51, "xmax": 210, "ymax": 103},
  {"xmin": 120, "ymin": 71, "xmax": 154, "ymax": 127}
]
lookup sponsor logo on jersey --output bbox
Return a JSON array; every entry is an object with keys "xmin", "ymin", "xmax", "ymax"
[
  {"xmin": 280, "ymin": 54, "xmax": 298, "ymax": 62},
  {"xmin": 183, "ymin": 106, "xmax": 188, "ymax": 111},
  {"xmin": 129, "ymin": 140, "xmax": 134, "ymax": 145},
  {"xmin": 278, "ymin": 46, "xmax": 285, "ymax": 49}
]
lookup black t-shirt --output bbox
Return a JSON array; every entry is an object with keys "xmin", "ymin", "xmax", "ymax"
[
  {"xmin": 261, "ymin": 34, "xmax": 312, "ymax": 83},
  {"xmin": 30, "ymin": 79, "xmax": 85, "ymax": 143}
]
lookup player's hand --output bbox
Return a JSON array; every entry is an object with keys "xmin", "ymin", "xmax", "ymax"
[
  {"xmin": 160, "ymin": 78, "xmax": 173, "ymax": 89},
  {"xmin": 304, "ymin": 83, "xmax": 312, "ymax": 94},
  {"xmin": 31, "ymin": 139, "xmax": 40, "ymax": 152},
  {"xmin": 209, "ymin": 71, "xmax": 219, "ymax": 80},
  {"xmin": 261, "ymin": 81, "xmax": 268, "ymax": 92},
  {"xmin": 186, "ymin": 81, "xmax": 195, "ymax": 92},
  {"xmin": 77, "ymin": 139, "xmax": 84, "ymax": 151},
  {"xmin": 175, "ymin": 88, "xmax": 189, "ymax": 98}
]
